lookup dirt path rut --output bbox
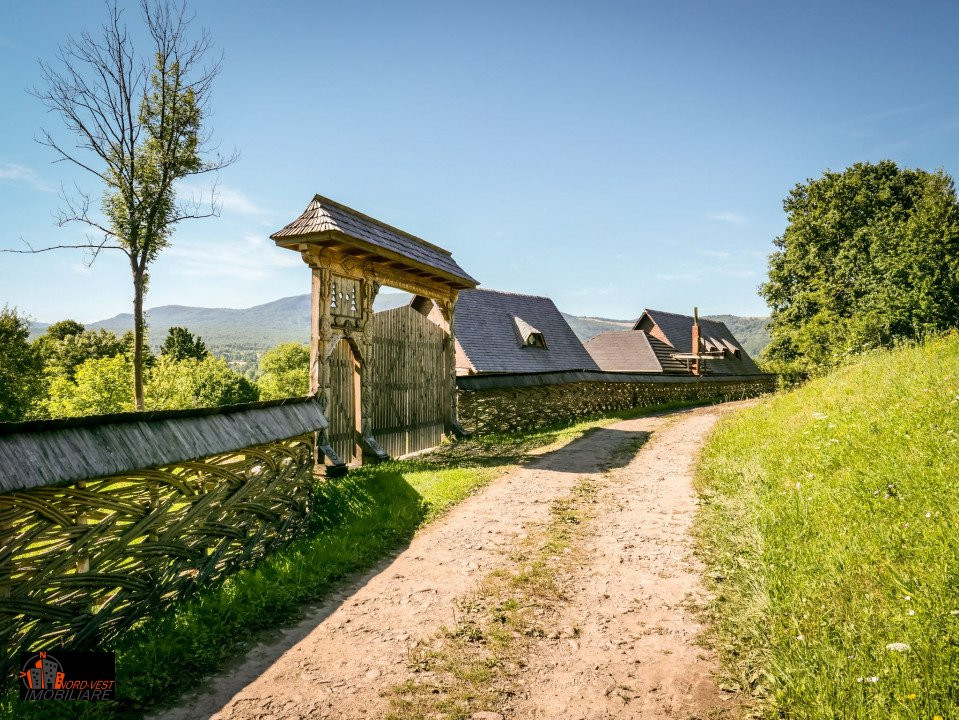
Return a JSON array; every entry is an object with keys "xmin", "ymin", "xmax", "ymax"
[{"xmin": 153, "ymin": 403, "xmax": 743, "ymax": 720}]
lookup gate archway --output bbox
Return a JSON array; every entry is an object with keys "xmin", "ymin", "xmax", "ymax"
[{"xmin": 270, "ymin": 194, "xmax": 478, "ymax": 473}]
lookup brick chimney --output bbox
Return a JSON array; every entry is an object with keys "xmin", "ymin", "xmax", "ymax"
[{"xmin": 691, "ymin": 306, "xmax": 701, "ymax": 376}]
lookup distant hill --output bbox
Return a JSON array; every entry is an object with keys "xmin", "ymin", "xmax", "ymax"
[
  {"xmin": 561, "ymin": 314, "xmax": 634, "ymax": 341},
  {"xmin": 28, "ymin": 293, "xmax": 771, "ymax": 368},
  {"xmin": 703, "ymin": 315, "xmax": 771, "ymax": 358}
]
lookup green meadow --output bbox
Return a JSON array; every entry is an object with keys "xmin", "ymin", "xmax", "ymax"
[{"xmin": 696, "ymin": 334, "xmax": 959, "ymax": 719}]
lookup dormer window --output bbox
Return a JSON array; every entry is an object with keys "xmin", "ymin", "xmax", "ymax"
[
  {"xmin": 525, "ymin": 332, "xmax": 546, "ymax": 348},
  {"xmin": 512, "ymin": 315, "xmax": 547, "ymax": 349}
]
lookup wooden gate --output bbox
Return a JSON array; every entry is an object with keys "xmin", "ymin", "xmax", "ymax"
[
  {"xmin": 327, "ymin": 338, "xmax": 361, "ymax": 464},
  {"xmin": 370, "ymin": 305, "xmax": 449, "ymax": 457}
]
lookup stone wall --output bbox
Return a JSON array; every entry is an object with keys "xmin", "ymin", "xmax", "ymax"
[{"xmin": 456, "ymin": 372, "xmax": 775, "ymax": 435}]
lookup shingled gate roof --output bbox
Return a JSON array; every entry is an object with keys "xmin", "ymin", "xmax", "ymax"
[
  {"xmin": 584, "ymin": 330, "xmax": 663, "ymax": 373},
  {"xmin": 454, "ymin": 289, "xmax": 599, "ymax": 374},
  {"xmin": 635, "ymin": 309, "xmax": 762, "ymax": 376},
  {"xmin": 271, "ymin": 195, "xmax": 477, "ymax": 289}
]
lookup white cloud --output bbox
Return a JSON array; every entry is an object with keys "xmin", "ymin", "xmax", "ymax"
[
  {"xmin": 0, "ymin": 163, "xmax": 55, "ymax": 192},
  {"xmin": 706, "ymin": 211, "xmax": 747, "ymax": 226},
  {"xmin": 217, "ymin": 186, "xmax": 266, "ymax": 216},
  {"xmin": 165, "ymin": 233, "xmax": 299, "ymax": 280},
  {"xmin": 178, "ymin": 183, "xmax": 268, "ymax": 217}
]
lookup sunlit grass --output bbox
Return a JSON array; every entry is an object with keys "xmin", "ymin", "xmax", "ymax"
[{"xmin": 695, "ymin": 333, "xmax": 959, "ymax": 719}]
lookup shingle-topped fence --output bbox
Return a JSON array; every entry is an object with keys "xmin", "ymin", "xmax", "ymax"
[
  {"xmin": 456, "ymin": 371, "xmax": 776, "ymax": 434},
  {"xmin": 0, "ymin": 398, "xmax": 328, "ymax": 688}
]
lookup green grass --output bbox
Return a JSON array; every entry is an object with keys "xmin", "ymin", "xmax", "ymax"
[
  {"xmin": 694, "ymin": 333, "xmax": 959, "ymax": 719},
  {"xmin": 3, "ymin": 400, "xmax": 700, "ymax": 720}
]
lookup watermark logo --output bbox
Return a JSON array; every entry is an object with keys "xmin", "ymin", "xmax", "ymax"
[{"xmin": 19, "ymin": 650, "xmax": 115, "ymax": 701}]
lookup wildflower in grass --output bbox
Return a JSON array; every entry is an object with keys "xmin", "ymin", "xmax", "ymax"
[
  {"xmin": 886, "ymin": 642, "xmax": 910, "ymax": 652},
  {"xmin": 904, "ymin": 595, "xmax": 911, "ymax": 601},
  {"xmin": 908, "ymin": 609, "xmax": 916, "ymax": 616},
  {"xmin": 906, "ymin": 693, "xmax": 916, "ymax": 700},
  {"xmin": 812, "ymin": 412, "xmax": 828, "ymax": 420},
  {"xmin": 925, "ymin": 512, "xmax": 932, "ymax": 518}
]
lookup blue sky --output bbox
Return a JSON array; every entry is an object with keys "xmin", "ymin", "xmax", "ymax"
[{"xmin": 2, "ymin": 0, "xmax": 959, "ymax": 323}]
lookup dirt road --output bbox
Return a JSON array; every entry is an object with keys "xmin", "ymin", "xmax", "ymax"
[{"xmin": 153, "ymin": 403, "xmax": 743, "ymax": 720}]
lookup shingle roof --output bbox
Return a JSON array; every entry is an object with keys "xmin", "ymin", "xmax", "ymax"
[
  {"xmin": 636, "ymin": 309, "xmax": 762, "ymax": 376},
  {"xmin": 584, "ymin": 331, "xmax": 663, "ymax": 373},
  {"xmin": 271, "ymin": 195, "xmax": 477, "ymax": 288},
  {"xmin": 454, "ymin": 289, "xmax": 599, "ymax": 374}
]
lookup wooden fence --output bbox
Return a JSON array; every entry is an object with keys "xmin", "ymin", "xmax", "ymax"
[
  {"xmin": 456, "ymin": 371, "xmax": 776, "ymax": 434},
  {"xmin": 0, "ymin": 434, "xmax": 316, "ymax": 686},
  {"xmin": 369, "ymin": 306, "xmax": 448, "ymax": 458}
]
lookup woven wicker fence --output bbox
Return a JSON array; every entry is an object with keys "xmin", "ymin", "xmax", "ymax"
[
  {"xmin": 457, "ymin": 373, "xmax": 776, "ymax": 435},
  {"xmin": 0, "ymin": 433, "xmax": 316, "ymax": 685}
]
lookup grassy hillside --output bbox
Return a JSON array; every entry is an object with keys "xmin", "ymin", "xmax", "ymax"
[
  {"xmin": 695, "ymin": 334, "xmax": 959, "ymax": 719},
  {"xmin": 561, "ymin": 313, "xmax": 633, "ymax": 340}
]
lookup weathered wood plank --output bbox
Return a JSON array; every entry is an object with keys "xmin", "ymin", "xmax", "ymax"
[{"xmin": 0, "ymin": 398, "xmax": 329, "ymax": 493}]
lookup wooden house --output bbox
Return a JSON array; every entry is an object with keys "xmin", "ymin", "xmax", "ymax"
[
  {"xmin": 585, "ymin": 308, "xmax": 761, "ymax": 376},
  {"xmin": 415, "ymin": 289, "xmax": 600, "ymax": 375}
]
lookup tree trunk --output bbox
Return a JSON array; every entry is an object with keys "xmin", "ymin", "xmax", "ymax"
[{"xmin": 132, "ymin": 266, "xmax": 146, "ymax": 411}]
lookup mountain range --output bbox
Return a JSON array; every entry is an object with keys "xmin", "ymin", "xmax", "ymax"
[{"xmin": 29, "ymin": 293, "xmax": 770, "ymax": 367}]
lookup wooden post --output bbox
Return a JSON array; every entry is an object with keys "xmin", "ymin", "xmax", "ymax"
[
  {"xmin": 691, "ymin": 306, "xmax": 701, "ymax": 376},
  {"xmin": 307, "ymin": 262, "xmax": 347, "ymax": 474},
  {"xmin": 439, "ymin": 291, "xmax": 470, "ymax": 438}
]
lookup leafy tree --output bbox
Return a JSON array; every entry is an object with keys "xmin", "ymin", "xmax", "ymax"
[
  {"xmin": 3, "ymin": 1, "xmax": 235, "ymax": 410},
  {"xmin": 147, "ymin": 356, "xmax": 258, "ymax": 409},
  {"xmin": 44, "ymin": 355, "xmax": 136, "ymax": 418},
  {"xmin": 257, "ymin": 343, "xmax": 310, "ymax": 400},
  {"xmin": 44, "ymin": 319, "xmax": 86, "ymax": 341},
  {"xmin": 35, "ymin": 326, "xmax": 127, "ymax": 380},
  {"xmin": 0, "ymin": 307, "xmax": 45, "ymax": 421},
  {"xmin": 160, "ymin": 326, "xmax": 209, "ymax": 362},
  {"xmin": 762, "ymin": 160, "xmax": 959, "ymax": 376}
]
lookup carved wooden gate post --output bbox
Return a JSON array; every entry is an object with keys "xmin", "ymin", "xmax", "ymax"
[
  {"xmin": 438, "ymin": 293, "xmax": 469, "ymax": 437},
  {"xmin": 271, "ymin": 195, "xmax": 478, "ymax": 472}
]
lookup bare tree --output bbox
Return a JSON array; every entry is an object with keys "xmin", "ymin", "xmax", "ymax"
[{"xmin": 4, "ymin": 0, "xmax": 235, "ymax": 409}]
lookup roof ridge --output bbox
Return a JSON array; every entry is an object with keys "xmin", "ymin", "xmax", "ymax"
[
  {"xmin": 309, "ymin": 194, "xmax": 453, "ymax": 256},
  {"xmin": 584, "ymin": 329, "xmax": 642, "ymax": 341},
  {"xmin": 466, "ymin": 288, "xmax": 554, "ymax": 301}
]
